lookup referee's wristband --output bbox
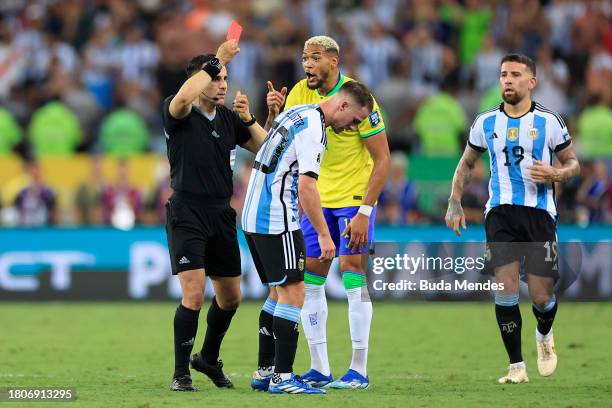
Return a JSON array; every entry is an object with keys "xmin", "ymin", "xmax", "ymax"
[
  {"xmin": 358, "ymin": 205, "xmax": 373, "ymax": 217},
  {"xmin": 202, "ymin": 62, "xmax": 221, "ymax": 79},
  {"xmin": 242, "ymin": 113, "xmax": 257, "ymax": 127}
]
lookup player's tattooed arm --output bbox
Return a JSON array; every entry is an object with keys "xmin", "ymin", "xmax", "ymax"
[
  {"xmin": 528, "ymin": 144, "xmax": 580, "ymax": 184},
  {"xmin": 446, "ymin": 145, "xmax": 483, "ymax": 236}
]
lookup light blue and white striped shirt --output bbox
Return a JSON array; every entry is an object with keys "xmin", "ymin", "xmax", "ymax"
[
  {"xmin": 242, "ymin": 104, "xmax": 327, "ymax": 234},
  {"xmin": 468, "ymin": 102, "xmax": 572, "ymax": 219}
]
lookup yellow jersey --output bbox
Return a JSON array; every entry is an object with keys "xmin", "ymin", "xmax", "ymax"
[{"xmin": 284, "ymin": 74, "xmax": 385, "ymax": 208}]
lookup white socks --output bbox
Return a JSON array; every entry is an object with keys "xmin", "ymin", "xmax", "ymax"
[
  {"xmin": 300, "ymin": 283, "xmax": 330, "ymax": 376},
  {"xmin": 536, "ymin": 327, "xmax": 553, "ymax": 342},
  {"xmin": 346, "ymin": 287, "xmax": 372, "ymax": 377}
]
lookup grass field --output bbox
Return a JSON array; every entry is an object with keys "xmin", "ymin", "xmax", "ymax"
[{"xmin": 1, "ymin": 301, "xmax": 611, "ymax": 407}]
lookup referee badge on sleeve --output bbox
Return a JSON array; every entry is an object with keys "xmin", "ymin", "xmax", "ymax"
[{"xmin": 507, "ymin": 128, "xmax": 519, "ymax": 141}]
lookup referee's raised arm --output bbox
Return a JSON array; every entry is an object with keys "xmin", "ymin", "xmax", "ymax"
[{"xmin": 169, "ymin": 40, "xmax": 240, "ymax": 119}]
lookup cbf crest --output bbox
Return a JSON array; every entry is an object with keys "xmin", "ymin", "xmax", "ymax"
[{"xmin": 507, "ymin": 128, "xmax": 519, "ymax": 142}]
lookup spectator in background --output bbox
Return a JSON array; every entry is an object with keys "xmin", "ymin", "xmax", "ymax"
[
  {"xmin": 458, "ymin": 0, "xmax": 493, "ymax": 69},
  {"xmin": 82, "ymin": 14, "xmax": 118, "ymax": 111},
  {"xmin": 576, "ymin": 160, "xmax": 608, "ymax": 225},
  {"xmin": 461, "ymin": 159, "xmax": 488, "ymax": 223},
  {"xmin": 14, "ymin": 159, "xmax": 57, "ymax": 227},
  {"xmin": 358, "ymin": 21, "xmax": 400, "ymax": 89},
  {"xmin": 266, "ymin": 11, "xmax": 302, "ymax": 89},
  {"xmin": 503, "ymin": 0, "xmax": 549, "ymax": 58},
  {"xmin": 412, "ymin": 75, "xmax": 467, "ymax": 157},
  {"xmin": 585, "ymin": 42, "xmax": 612, "ymax": 107},
  {"xmin": 116, "ymin": 24, "xmax": 160, "ymax": 123},
  {"xmin": 403, "ymin": 23, "xmax": 456, "ymax": 98},
  {"xmin": 99, "ymin": 108, "xmax": 150, "ymax": 157},
  {"xmin": 533, "ymin": 44, "xmax": 570, "ymax": 116},
  {"xmin": 0, "ymin": 17, "xmax": 27, "ymax": 101},
  {"xmin": 545, "ymin": 0, "xmax": 585, "ymax": 58},
  {"xmin": 474, "ymin": 32, "xmax": 504, "ymax": 91},
  {"xmin": 74, "ymin": 156, "xmax": 105, "ymax": 226},
  {"xmin": 27, "ymin": 100, "xmax": 82, "ymax": 156},
  {"xmin": 0, "ymin": 108, "xmax": 23, "ymax": 156},
  {"xmin": 101, "ymin": 159, "xmax": 142, "ymax": 229},
  {"xmin": 576, "ymin": 94, "xmax": 612, "ymax": 159},
  {"xmin": 378, "ymin": 152, "xmax": 419, "ymax": 225}
]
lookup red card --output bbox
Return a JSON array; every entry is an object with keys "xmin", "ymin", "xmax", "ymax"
[{"xmin": 226, "ymin": 20, "xmax": 243, "ymax": 43}]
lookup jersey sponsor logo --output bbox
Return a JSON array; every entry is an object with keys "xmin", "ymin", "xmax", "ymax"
[
  {"xmin": 507, "ymin": 127, "xmax": 519, "ymax": 141},
  {"xmin": 528, "ymin": 128, "xmax": 539, "ymax": 140},
  {"xmin": 368, "ymin": 111, "xmax": 381, "ymax": 127}
]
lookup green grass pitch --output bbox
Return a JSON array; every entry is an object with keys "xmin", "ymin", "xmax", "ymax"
[{"xmin": 1, "ymin": 301, "xmax": 611, "ymax": 407}]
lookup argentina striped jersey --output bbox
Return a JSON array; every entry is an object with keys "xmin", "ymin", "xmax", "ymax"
[
  {"xmin": 468, "ymin": 102, "xmax": 572, "ymax": 219},
  {"xmin": 242, "ymin": 104, "xmax": 327, "ymax": 234}
]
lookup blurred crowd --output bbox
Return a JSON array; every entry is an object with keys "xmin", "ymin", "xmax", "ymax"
[{"xmin": 0, "ymin": 0, "xmax": 611, "ymax": 227}]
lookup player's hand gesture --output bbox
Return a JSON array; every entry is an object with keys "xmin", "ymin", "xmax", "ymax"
[
  {"xmin": 266, "ymin": 81, "xmax": 287, "ymax": 116},
  {"xmin": 445, "ymin": 198, "xmax": 466, "ymax": 237},
  {"xmin": 232, "ymin": 90, "xmax": 251, "ymax": 122},
  {"xmin": 318, "ymin": 233, "xmax": 336, "ymax": 262},
  {"xmin": 215, "ymin": 39, "xmax": 240, "ymax": 65},
  {"xmin": 342, "ymin": 214, "xmax": 369, "ymax": 253},
  {"xmin": 528, "ymin": 160, "xmax": 559, "ymax": 184}
]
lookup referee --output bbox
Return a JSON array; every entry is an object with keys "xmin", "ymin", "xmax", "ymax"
[{"xmin": 163, "ymin": 39, "xmax": 267, "ymax": 392}]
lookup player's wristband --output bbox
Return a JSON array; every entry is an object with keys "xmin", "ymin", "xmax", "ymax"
[
  {"xmin": 358, "ymin": 205, "xmax": 373, "ymax": 217},
  {"xmin": 202, "ymin": 60, "xmax": 222, "ymax": 79},
  {"xmin": 242, "ymin": 113, "xmax": 257, "ymax": 127}
]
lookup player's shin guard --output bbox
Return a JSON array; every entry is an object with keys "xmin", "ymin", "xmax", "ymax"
[
  {"xmin": 343, "ymin": 271, "xmax": 372, "ymax": 377},
  {"xmin": 495, "ymin": 293, "xmax": 523, "ymax": 364},
  {"xmin": 259, "ymin": 297, "xmax": 277, "ymax": 368},
  {"xmin": 201, "ymin": 297, "xmax": 236, "ymax": 364},
  {"xmin": 273, "ymin": 303, "xmax": 301, "ymax": 375},
  {"xmin": 300, "ymin": 271, "xmax": 330, "ymax": 376},
  {"xmin": 532, "ymin": 295, "xmax": 557, "ymax": 337},
  {"xmin": 174, "ymin": 304, "xmax": 200, "ymax": 377}
]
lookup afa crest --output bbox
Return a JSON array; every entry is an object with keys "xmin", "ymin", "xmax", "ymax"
[
  {"xmin": 528, "ymin": 128, "xmax": 539, "ymax": 140},
  {"xmin": 507, "ymin": 127, "xmax": 519, "ymax": 142}
]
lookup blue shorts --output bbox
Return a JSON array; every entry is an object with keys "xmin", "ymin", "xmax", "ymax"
[{"xmin": 301, "ymin": 206, "xmax": 377, "ymax": 258}]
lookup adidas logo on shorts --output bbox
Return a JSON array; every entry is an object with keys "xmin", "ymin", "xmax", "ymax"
[{"xmin": 178, "ymin": 256, "xmax": 190, "ymax": 264}]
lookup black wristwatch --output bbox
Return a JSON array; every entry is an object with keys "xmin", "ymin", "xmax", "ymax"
[
  {"xmin": 202, "ymin": 58, "xmax": 222, "ymax": 78},
  {"xmin": 242, "ymin": 113, "xmax": 257, "ymax": 127}
]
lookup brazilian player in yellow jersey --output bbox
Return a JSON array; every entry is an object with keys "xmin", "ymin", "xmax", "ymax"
[{"xmin": 253, "ymin": 36, "xmax": 390, "ymax": 390}]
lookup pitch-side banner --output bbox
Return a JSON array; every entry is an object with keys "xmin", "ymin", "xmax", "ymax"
[{"xmin": 0, "ymin": 227, "xmax": 610, "ymax": 300}]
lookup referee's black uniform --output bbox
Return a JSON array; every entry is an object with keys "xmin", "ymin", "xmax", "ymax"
[{"xmin": 162, "ymin": 96, "xmax": 251, "ymax": 276}]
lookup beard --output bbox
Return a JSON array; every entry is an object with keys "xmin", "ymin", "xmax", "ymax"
[
  {"xmin": 502, "ymin": 91, "xmax": 524, "ymax": 105},
  {"xmin": 306, "ymin": 70, "xmax": 329, "ymax": 90}
]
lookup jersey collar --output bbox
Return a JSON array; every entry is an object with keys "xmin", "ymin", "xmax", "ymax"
[
  {"xmin": 192, "ymin": 104, "xmax": 216, "ymax": 121},
  {"xmin": 500, "ymin": 101, "xmax": 536, "ymax": 119},
  {"xmin": 317, "ymin": 72, "xmax": 344, "ymax": 97}
]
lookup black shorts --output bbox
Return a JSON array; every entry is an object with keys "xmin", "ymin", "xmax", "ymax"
[
  {"xmin": 165, "ymin": 193, "xmax": 241, "ymax": 277},
  {"xmin": 484, "ymin": 204, "xmax": 558, "ymax": 280},
  {"xmin": 245, "ymin": 230, "xmax": 305, "ymax": 286}
]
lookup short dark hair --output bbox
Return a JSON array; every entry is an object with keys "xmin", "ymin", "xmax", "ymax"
[
  {"xmin": 501, "ymin": 53, "xmax": 536, "ymax": 76},
  {"xmin": 186, "ymin": 54, "xmax": 216, "ymax": 77},
  {"xmin": 339, "ymin": 81, "xmax": 374, "ymax": 113}
]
